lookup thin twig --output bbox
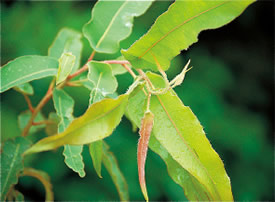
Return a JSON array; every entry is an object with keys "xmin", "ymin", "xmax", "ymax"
[
  {"xmin": 102, "ymin": 60, "xmax": 130, "ymax": 65},
  {"xmin": 32, "ymin": 120, "xmax": 55, "ymax": 126},
  {"xmin": 122, "ymin": 64, "xmax": 136, "ymax": 78},
  {"xmin": 23, "ymin": 94, "xmax": 34, "ymax": 113}
]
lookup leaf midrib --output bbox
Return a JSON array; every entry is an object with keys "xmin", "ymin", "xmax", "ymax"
[
  {"xmin": 155, "ymin": 94, "xmax": 221, "ymax": 200},
  {"xmin": 96, "ymin": 0, "xmax": 128, "ymax": 49},
  {"xmin": 138, "ymin": 1, "xmax": 228, "ymax": 58},
  {"xmin": 2, "ymin": 144, "xmax": 20, "ymax": 197}
]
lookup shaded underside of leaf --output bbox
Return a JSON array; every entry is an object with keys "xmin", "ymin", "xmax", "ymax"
[
  {"xmin": 24, "ymin": 94, "xmax": 129, "ymax": 155},
  {"xmin": 1, "ymin": 137, "xmax": 31, "ymax": 201},
  {"xmin": 102, "ymin": 142, "xmax": 129, "ymax": 201},
  {"xmin": 13, "ymin": 82, "xmax": 34, "ymax": 95},
  {"xmin": 48, "ymin": 28, "xmax": 83, "ymax": 72},
  {"xmin": 122, "ymin": 0, "xmax": 255, "ymax": 71},
  {"xmin": 89, "ymin": 140, "xmax": 103, "ymax": 178},
  {"xmin": 83, "ymin": 0, "xmax": 154, "ymax": 53},
  {"xmin": 1, "ymin": 56, "xmax": 58, "ymax": 93},
  {"xmin": 126, "ymin": 73, "xmax": 233, "ymax": 201}
]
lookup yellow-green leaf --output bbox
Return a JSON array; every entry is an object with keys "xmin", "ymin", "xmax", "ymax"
[
  {"xmin": 122, "ymin": 0, "xmax": 255, "ymax": 71},
  {"xmin": 126, "ymin": 73, "xmax": 233, "ymax": 201},
  {"xmin": 24, "ymin": 94, "xmax": 129, "ymax": 155},
  {"xmin": 83, "ymin": 0, "xmax": 154, "ymax": 53},
  {"xmin": 56, "ymin": 52, "xmax": 76, "ymax": 85}
]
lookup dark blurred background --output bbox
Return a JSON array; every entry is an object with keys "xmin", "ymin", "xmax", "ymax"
[{"xmin": 1, "ymin": 0, "xmax": 274, "ymax": 201}]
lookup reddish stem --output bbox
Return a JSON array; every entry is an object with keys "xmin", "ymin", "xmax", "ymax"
[{"xmin": 23, "ymin": 94, "xmax": 34, "ymax": 113}]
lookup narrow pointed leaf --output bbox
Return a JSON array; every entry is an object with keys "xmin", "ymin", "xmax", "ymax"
[
  {"xmin": 88, "ymin": 61, "xmax": 118, "ymax": 96},
  {"xmin": 102, "ymin": 142, "xmax": 129, "ymax": 201},
  {"xmin": 14, "ymin": 83, "xmax": 34, "ymax": 95},
  {"xmin": 53, "ymin": 88, "xmax": 86, "ymax": 178},
  {"xmin": 138, "ymin": 111, "xmax": 154, "ymax": 201},
  {"xmin": 48, "ymin": 28, "xmax": 83, "ymax": 72},
  {"xmin": 89, "ymin": 140, "xmax": 103, "ymax": 178},
  {"xmin": 1, "ymin": 137, "xmax": 31, "ymax": 201},
  {"xmin": 22, "ymin": 168, "xmax": 54, "ymax": 201},
  {"xmin": 24, "ymin": 94, "xmax": 129, "ymax": 155},
  {"xmin": 1, "ymin": 56, "xmax": 58, "ymax": 93},
  {"xmin": 126, "ymin": 73, "xmax": 233, "ymax": 200},
  {"xmin": 83, "ymin": 0, "xmax": 154, "ymax": 53},
  {"xmin": 56, "ymin": 52, "xmax": 76, "ymax": 85},
  {"xmin": 122, "ymin": 0, "xmax": 255, "ymax": 71}
]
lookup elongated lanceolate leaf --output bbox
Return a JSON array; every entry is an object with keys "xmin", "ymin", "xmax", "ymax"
[
  {"xmin": 83, "ymin": 0, "xmax": 154, "ymax": 53},
  {"xmin": 24, "ymin": 94, "xmax": 129, "ymax": 155},
  {"xmin": 56, "ymin": 52, "xmax": 76, "ymax": 85},
  {"xmin": 102, "ymin": 142, "xmax": 129, "ymax": 201},
  {"xmin": 122, "ymin": 0, "xmax": 255, "ymax": 71},
  {"xmin": 22, "ymin": 168, "xmax": 54, "ymax": 201},
  {"xmin": 1, "ymin": 137, "xmax": 31, "ymax": 201},
  {"xmin": 138, "ymin": 111, "xmax": 154, "ymax": 201},
  {"xmin": 48, "ymin": 28, "xmax": 83, "ymax": 72},
  {"xmin": 126, "ymin": 73, "xmax": 233, "ymax": 201},
  {"xmin": 53, "ymin": 89, "xmax": 86, "ymax": 178},
  {"xmin": 1, "ymin": 56, "xmax": 58, "ymax": 93},
  {"xmin": 89, "ymin": 140, "xmax": 103, "ymax": 178},
  {"xmin": 14, "ymin": 83, "xmax": 34, "ymax": 95}
]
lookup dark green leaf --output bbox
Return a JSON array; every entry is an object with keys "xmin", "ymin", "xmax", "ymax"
[
  {"xmin": 102, "ymin": 142, "xmax": 129, "ymax": 201},
  {"xmin": 122, "ymin": 0, "xmax": 255, "ymax": 71},
  {"xmin": 45, "ymin": 112, "xmax": 60, "ymax": 136},
  {"xmin": 48, "ymin": 28, "xmax": 83, "ymax": 72},
  {"xmin": 1, "ymin": 56, "xmax": 58, "ymax": 93},
  {"xmin": 1, "ymin": 137, "xmax": 31, "ymax": 201},
  {"xmin": 24, "ymin": 94, "xmax": 129, "ymax": 155},
  {"xmin": 83, "ymin": 0, "xmax": 154, "ymax": 53},
  {"xmin": 18, "ymin": 110, "xmax": 45, "ymax": 135}
]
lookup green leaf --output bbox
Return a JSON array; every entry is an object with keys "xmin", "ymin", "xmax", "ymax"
[
  {"xmin": 24, "ymin": 94, "xmax": 129, "ymax": 155},
  {"xmin": 102, "ymin": 142, "xmax": 129, "ymax": 201},
  {"xmin": 83, "ymin": 0, "xmax": 154, "ymax": 53},
  {"xmin": 122, "ymin": 0, "xmax": 255, "ymax": 71},
  {"xmin": 22, "ymin": 168, "xmax": 54, "ymax": 201},
  {"xmin": 52, "ymin": 88, "xmax": 86, "ymax": 178},
  {"xmin": 126, "ymin": 73, "xmax": 233, "ymax": 200},
  {"xmin": 56, "ymin": 52, "xmax": 76, "ymax": 85},
  {"xmin": 149, "ymin": 135, "xmax": 211, "ymax": 201},
  {"xmin": 63, "ymin": 145, "xmax": 85, "ymax": 178},
  {"xmin": 14, "ymin": 83, "xmax": 34, "ymax": 95},
  {"xmin": 18, "ymin": 110, "xmax": 45, "ymax": 135},
  {"xmin": 45, "ymin": 112, "xmax": 60, "ymax": 136},
  {"xmin": 88, "ymin": 61, "xmax": 118, "ymax": 96},
  {"xmin": 48, "ymin": 28, "xmax": 83, "ymax": 72},
  {"xmin": 1, "ymin": 56, "xmax": 58, "ymax": 93},
  {"xmin": 1, "ymin": 137, "xmax": 31, "ymax": 201},
  {"xmin": 89, "ymin": 140, "xmax": 103, "ymax": 178},
  {"xmin": 110, "ymin": 56, "xmax": 128, "ymax": 75}
]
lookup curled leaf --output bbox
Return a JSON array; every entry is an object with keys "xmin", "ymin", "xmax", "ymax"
[{"xmin": 138, "ymin": 111, "xmax": 154, "ymax": 201}]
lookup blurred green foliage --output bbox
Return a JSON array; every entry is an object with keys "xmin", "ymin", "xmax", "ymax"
[{"xmin": 1, "ymin": 0, "xmax": 273, "ymax": 201}]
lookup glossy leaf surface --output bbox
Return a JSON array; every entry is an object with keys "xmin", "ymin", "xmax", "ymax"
[
  {"xmin": 14, "ymin": 83, "xmax": 34, "ymax": 95},
  {"xmin": 1, "ymin": 137, "xmax": 31, "ymax": 201},
  {"xmin": 102, "ymin": 142, "xmax": 129, "ymax": 201},
  {"xmin": 24, "ymin": 94, "xmax": 128, "ymax": 155},
  {"xmin": 126, "ymin": 73, "xmax": 233, "ymax": 200},
  {"xmin": 56, "ymin": 52, "xmax": 76, "ymax": 85},
  {"xmin": 83, "ymin": 0, "xmax": 153, "ymax": 53},
  {"xmin": 53, "ymin": 88, "xmax": 85, "ymax": 178},
  {"xmin": 89, "ymin": 140, "xmax": 103, "ymax": 178},
  {"xmin": 22, "ymin": 168, "xmax": 54, "ymax": 201},
  {"xmin": 48, "ymin": 28, "xmax": 83, "ymax": 72},
  {"xmin": 122, "ymin": 0, "xmax": 255, "ymax": 71},
  {"xmin": 1, "ymin": 56, "xmax": 58, "ymax": 93}
]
